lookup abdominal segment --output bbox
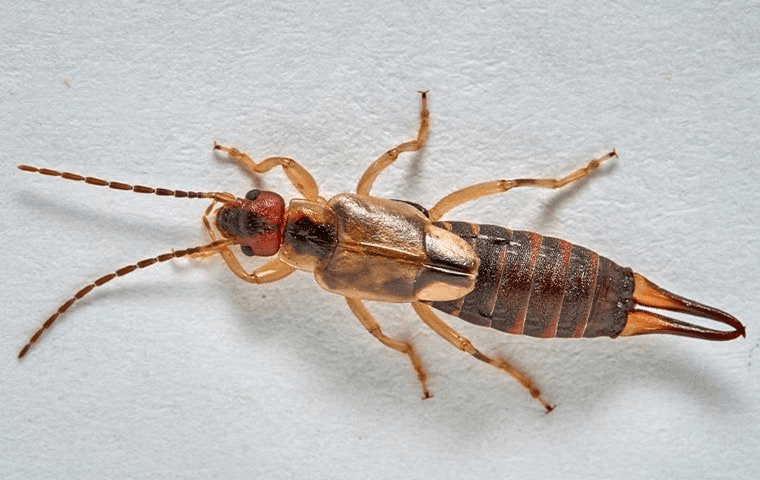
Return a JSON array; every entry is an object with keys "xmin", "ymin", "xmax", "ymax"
[{"xmin": 427, "ymin": 222, "xmax": 634, "ymax": 338}]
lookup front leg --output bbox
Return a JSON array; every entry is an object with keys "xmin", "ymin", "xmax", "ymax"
[
  {"xmin": 216, "ymin": 249, "xmax": 295, "ymax": 284},
  {"xmin": 214, "ymin": 143, "xmax": 320, "ymax": 201}
]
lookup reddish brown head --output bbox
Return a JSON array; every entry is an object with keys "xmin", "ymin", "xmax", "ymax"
[{"xmin": 215, "ymin": 189, "xmax": 286, "ymax": 257}]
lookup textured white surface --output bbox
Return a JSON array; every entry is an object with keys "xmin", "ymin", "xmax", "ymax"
[{"xmin": 2, "ymin": 1, "xmax": 758, "ymax": 479}]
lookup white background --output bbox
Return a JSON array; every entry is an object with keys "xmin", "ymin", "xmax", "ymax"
[{"xmin": 1, "ymin": 1, "xmax": 758, "ymax": 479}]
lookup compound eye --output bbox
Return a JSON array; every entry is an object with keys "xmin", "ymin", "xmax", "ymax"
[
  {"xmin": 245, "ymin": 189, "xmax": 261, "ymax": 201},
  {"xmin": 240, "ymin": 245, "xmax": 255, "ymax": 257}
]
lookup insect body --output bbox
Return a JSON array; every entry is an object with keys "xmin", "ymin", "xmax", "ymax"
[{"xmin": 18, "ymin": 93, "xmax": 745, "ymax": 412}]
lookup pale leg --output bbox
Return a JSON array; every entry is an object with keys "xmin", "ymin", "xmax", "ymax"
[
  {"xmin": 355, "ymin": 92, "xmax": 430, "ymax": 195},
  {"xmin": 412, "ymin": 302, "xmax": 554, "ymax": 412},
  {"xmin": 214, "ymin": 143, "xmax": 320, "ymax": 201},
  {"xmin": 429, "ymin": 150, "xmax": 617, "ymax": 221},
  {"xmin": 346, "ymin": 298, "xmax": 431, "ymax": 399}
]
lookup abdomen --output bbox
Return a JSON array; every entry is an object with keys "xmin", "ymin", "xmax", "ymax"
[{"xmin": 427, "ymin": 222, "xmax": 635, "ymax": 338}]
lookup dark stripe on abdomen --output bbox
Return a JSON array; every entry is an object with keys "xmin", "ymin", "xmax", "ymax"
[
  {"xmin": 491, "ymin": 230, "xmax": 541, "ymax": 334},
  {"xmin": 522, "ymin": 236, "xmax": 572, "ymax": 338},
  {"xmin": 427, "ymin": 222, "xmax": 634, "ymax": 338},
  {"xmin": 555, "ymin": 245, "xmax": 598, "ymax": 337}
]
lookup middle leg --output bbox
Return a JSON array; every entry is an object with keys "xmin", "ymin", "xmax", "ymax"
[
  {"xmin": 356, "ymin": 91, "xmax": 430, "ymax": 196},
  {"xmin": 346, "ymin": 297, "xmax": 431, "ymax": 399}
]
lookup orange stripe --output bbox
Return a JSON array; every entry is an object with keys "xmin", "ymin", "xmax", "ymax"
[
  {"xmin": 513, "ymin": 231, "xmax": 542, "ymax": 335},
  {"xmin": 539, "ymin": 239, "xmax": 572, "ymax": 338},
  {"xmin": 576, "ymin": 253, "xmax": 600, "ymax": 338}
]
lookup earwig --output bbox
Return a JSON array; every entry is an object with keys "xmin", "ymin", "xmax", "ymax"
[{"xmin": 18, "ymin": 92, "xmax": 744, "ymax": 412}]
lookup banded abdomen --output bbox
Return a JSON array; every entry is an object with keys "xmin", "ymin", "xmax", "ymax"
[{"xmin": 427, "ymin": 221, "xmax": 635, "ymax": 338}]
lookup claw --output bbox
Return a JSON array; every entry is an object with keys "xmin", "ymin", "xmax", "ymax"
[{"xmin": 620, "ymin": 273, "xmax": 745, "ymax": 341}]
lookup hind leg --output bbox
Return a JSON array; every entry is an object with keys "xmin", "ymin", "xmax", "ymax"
[
  {"xmin": 429, "ymin": 150, "xmax": 617, "ymax": 221},
  {"xmin": 412, "ymin": 302, "xmax": 554, "ymax": 412}
]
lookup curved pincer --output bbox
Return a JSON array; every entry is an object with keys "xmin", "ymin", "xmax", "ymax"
[{"xmin": 620, "ymin": 273, "xmax": 745, "ymax": 341}]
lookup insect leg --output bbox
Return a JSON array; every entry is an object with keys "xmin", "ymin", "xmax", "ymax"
[
  {"xmin": 428, "ymin": 150, "xmax": 617, "ymax": 221},
  {"xmin": 214, "ymin": 144, "xmax": 319, "ymax": 201},
  {"xmin": 412, "ymin": 302, "xmax": 554, "ymax": 412},
  {"xmin": 355, "ymin": 91, "xmax": 429, "ymax": 195},
  {"xmin": 201, "ymin": 201, "xmax": 220, "ymax": 241},
  {"xmin": 216, "ymin": 248, "xmax": 296, "ymax": 284},
  {"xmin": 188, "ymin": 202, "xmax": 229, "ymax": 259},
  {"xmin": 345, "ymin": 298, "xmax": 431, "ymax": 399}
]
